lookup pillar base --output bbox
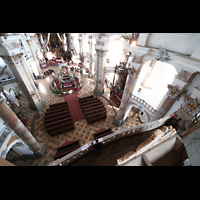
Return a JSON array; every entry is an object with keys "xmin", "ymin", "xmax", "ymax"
[
  {"xmin": 88, "ymin": 74, "xmax": 94, "ymax": 78},
  {"xmin": 29, "ymin": 99, "xmax": 45, "ymax": 111},
  {"xmin": 36, "ymin": 75, "xmax": 45, "ymax": 79},
  {"xmin": 114, "ymin": 117, "xmax": 123, "ymax": 127},
  {"xmin": 34, "ymin": 143, "xmax": 46, "ymax": 158},
  {"xmin": 94, "ymin": 88, "xmax": 104, "ymax": 96}
]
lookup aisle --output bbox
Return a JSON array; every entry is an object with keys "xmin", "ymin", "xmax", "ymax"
[{"xmin": 63, "ymin": 93, "xmax": 85, "ymax": 123}]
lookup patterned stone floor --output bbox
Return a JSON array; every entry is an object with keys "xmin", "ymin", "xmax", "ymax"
[{"xmin": 6, "ymin": 65, "xmax": 142, "ymax": 166}]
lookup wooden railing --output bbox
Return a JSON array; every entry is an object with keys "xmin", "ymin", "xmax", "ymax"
[{"xmin": 48, "ymin": 113, "xmax": 173, "ymax": 166}]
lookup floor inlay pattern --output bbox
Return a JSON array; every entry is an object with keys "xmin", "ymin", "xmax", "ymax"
[{"xmin": 6, "ymin": 65, "xmax": 142, "ymax": 166}]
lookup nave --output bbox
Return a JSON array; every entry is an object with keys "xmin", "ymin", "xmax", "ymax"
[{"xmin": 6, "ymin": 65, "xmax": 142, "ymax": 166}]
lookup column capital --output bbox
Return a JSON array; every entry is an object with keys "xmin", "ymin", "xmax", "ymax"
[
  {"xmin": 95, "ymin": 48, "xmax": 108, "ymax": 57},
  {"xmin": 181, "ymin": 95, "xmax": 200, "ymax": 117},
  {"xmin": 167, "ymin": 84, "xmax": 183, "ymax": 99},
  {"xmin": 127, "ymin": 67, "xmax": 138, "ymax": 78}
]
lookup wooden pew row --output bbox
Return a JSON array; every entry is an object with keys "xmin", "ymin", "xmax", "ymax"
[
  {"xmin": 93, "ymin": 128, "xmax": 113, "ymax": 140},
  {"xmin": 44, "ymin": 110, "xmax": 70, "ymax": 120},
  {"xmin": 86, "ymin": 110, "xmax": 106, "ymax": 118},
  {"xmin": 85, "ymin": 107, "xmax": 106, "ymax": 116},
  {"xmin": 78, "ymin": 95, "xmax": 94, "ymax": 103},
  {"xmin": 79, "ymin": 99, "xmax": 100, "ymax": 106},
  {"xmin": 47, "ymin": 104, "xmax": 69, "ymax": 111},
  {"xmin": 55, "ymin": 140, "xmax": 80, "ymax": 160},
  {"xmin": 79, "ymin": 98, "xmax": 98, "ymax": 104},
  {"xmin": 44, "ymin": 117, "xmax": 73, "ymax": 128},
  {"xmin": 82, "ymin": 101, "xmax": 102, "ymax": 109},
  {"xmin": 45, "ymin": 107, "xmax": 70, "ymax": 116},
  {"xmin": 49, "ymin": 101, "xmax": 68, "ymax": 108},
  {"xmin": 44, "ymin": 114, "xmax": 71, "ymax": 124},
  {"xmin": 87, "ymin": 114, "xmax": 107, "ymax": 124},
  {"xmin": 83, "ymin": 104, "xmax": 104, "ymax": 113},
  {"xmin": 87, "ymin": 111, "xmax": 107, "ymax": 124},
  {"xmin": 43, "ymin": 101, "xmax": 74, "ymax": 136},
  {"xmin": 47, "ymin": 121, "xmax": 74, "ymax": 136}
]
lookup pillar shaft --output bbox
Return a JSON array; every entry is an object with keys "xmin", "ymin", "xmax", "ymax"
[
  {"xmin": 88, "ymin": 35, "xmax": 93, "ymax": 75},
  {"xmin": 150, "ymin": 85, "xmax": 183, "ymax": 121},
  {"xmin": 150, "ymin": 96, "xmax": 176, "ymax": 121},
  {"xmin": 94, "ymin": 35, "xmax": 108, "ymax": 95},
  {"xmin": 27, "ymin": 38, "xmax": 43, "ymax": 76},
  {"xmin": 0, "ymin": 100, "xmax": 41, "ymax": 152},
  {"xmin": 116, "ymin": 68, "xmax": 137, "ymax": 120}
]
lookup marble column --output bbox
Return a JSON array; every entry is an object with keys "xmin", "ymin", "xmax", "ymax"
[
  {"xmin": 114, "ymin": 67, "xmax": 138, "ymax": 126},
  {"xmin": 27, "ymin": 37, "xmax": 43, "ymax": 78},
  {"xmin": 78, "ymin": 34, "xmax": 84, "ymax": 65},
  {"xmin": 88, "ymin": 34, "xmax": 94, "ymax": 78},
  {"xmin": 94, "ymin": 35, "xmax": 108, "ymax": 96},
  {"xmin": 1, "ymin": 53, "xmax": 45, "ymax": 110},
  {"xmin": 0, "ymin": 100, "xmax": 46, "ymax": 157},
  {"xmin": 150, "ymin": 85, "xmax": 183, "ymax": 121}
]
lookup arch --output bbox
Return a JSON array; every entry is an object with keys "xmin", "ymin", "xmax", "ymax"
[
  {"xmin": 132, "ymin": 59, "xmax": 178, "ymax": 110},
  {"xmin": 3, "ymin": 139, "xmax": 26, "ymax": 159},
  {"xmin": 123, "ymin": 94, "xmax": 156, "ymax": 123}
]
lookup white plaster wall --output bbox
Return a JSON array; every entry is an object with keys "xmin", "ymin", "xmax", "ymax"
[{"xmin": 137, "ymin": 33, "xmax": 200, "ymax": 56}]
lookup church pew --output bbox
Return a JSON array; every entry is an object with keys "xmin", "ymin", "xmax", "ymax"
[
  {"xmin": 87, "ymin": 113, "xmax": 107, "ymax": 124},
  {"xmin": 57, "ymin": 140, "xmax": 79, "ymax": 152},
  {"xmin": 93, "ymin": 128, "xmax": 113, "ymax": 140},
  {"xmin": 55, "ymin": 144, "xmax": 80, "ymax": 159},
  {"xmin": 44, "ymin": 114, "xmax": 71, "ymax": 124},
  {"xmin": 47, "ymin": 121, "xmax": 74, "ymax": 136},
  {"xmin": 80, "ymin": 99, "xmax": 100, "ymax": 106},
  {"xmin": 79, "ymin": 95, "xmax": 94, "ymax": 102},
  {"xmin": 48, "ymin": 123, "xmax": 74, "ymax": 136},
  {"xmin": 79, "ymin": 97, "xmax": 97, "ymax": 104},
  {"xmin": 85, "ymin": 109, "xmax": 106, "ymax": 118},
  {"xmin": 44, "ymin": 117, "xmax": 73, "ymax": 128},
  {"xmin": 46, "ymin": 105, "xmax": 69, "ymax": 112},
  {"xmin": 47, "ymin": 104, "xmax": 69, "ymax": 111},
  {"xmin": 45, "ymin": 107, "xmax": 70, "ymax": 116},
  {"xmin": 85, "ymin": 107, "xmax": 106, "ymax": 116},
  {"xmin": 44, "ymin": 110, "xmax": 71, "ymax": 120},
  {"xmin": 83, "ymin": 104, "xmax": 104, "ymax": 112},
  {"xmin": 81, "ymin": 101, "xmax": 102, "ymax": 109},
  {"xmin": 49, "ymin": 101, "xmax": 68, "ymax": 108},
  {"xmin": 55, "ymin": 140, "xmax": 80, "ymax": 159}
]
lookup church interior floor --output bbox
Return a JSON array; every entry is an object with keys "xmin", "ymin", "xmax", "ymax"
[{"xmin": 6, "ymin": 65, "xmax": 142, "ymax": 166}]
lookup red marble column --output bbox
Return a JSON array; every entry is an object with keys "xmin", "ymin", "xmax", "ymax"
[{"xmin": 0, "ymin": 100, "xmax": 41, "ymax": 152}]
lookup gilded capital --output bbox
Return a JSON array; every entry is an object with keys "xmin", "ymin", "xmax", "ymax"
[
  {"xmin": 167, "ymin": 84, "xmax": 183, "ymax": 99},
  {"xmin": 127, "ymin": 67, "xmax": 138, "ymax": 78}
]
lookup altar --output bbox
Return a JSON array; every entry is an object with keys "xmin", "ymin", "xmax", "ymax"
[{"xmin": 50, "ymin": 64, "xmax": 83, "ymax": 95}]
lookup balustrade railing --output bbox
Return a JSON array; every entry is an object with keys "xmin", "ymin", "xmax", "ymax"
[
  {"xmin": 48, "ymin": 113, "xmax": 173, "ymax": 166},
  {"xmin": 129, "ymin": 93, "xmax": 156, "ymax": 114}
]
